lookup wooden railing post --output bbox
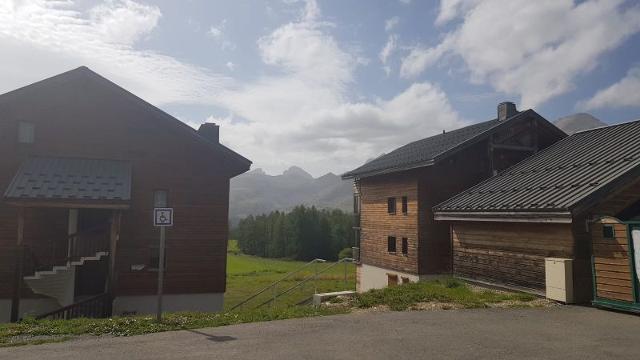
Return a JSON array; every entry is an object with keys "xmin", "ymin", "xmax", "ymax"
[{"xmin": 10, "ymin": 207, "xmax": 25, "ymax": 323}]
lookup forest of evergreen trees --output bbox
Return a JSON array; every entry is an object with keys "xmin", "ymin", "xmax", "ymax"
[{"xmin": 232, "ymin": 205, "xmax": 355, "ymax": 261}]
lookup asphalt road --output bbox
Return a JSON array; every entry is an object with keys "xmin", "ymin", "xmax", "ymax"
[{"xmin": 3, "ymin": 306, "xmax": 640, "ymax": 360}]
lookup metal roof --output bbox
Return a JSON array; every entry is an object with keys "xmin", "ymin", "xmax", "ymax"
[
  {"xmin": 342, "ymin": 110, "xmax": 558, "ymax": 179},
  {"xmin": 4, "ymin": 157, "xmax": 132, "ymax": 203},
  {"xmin": 434, "ymin": 119, "xmax": 640, "ymax": 214}
]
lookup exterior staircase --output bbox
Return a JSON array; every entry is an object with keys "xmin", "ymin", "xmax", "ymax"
[
  {"xmin": 22, "ymin": 224, "xmax": 111, "ymax": 312},
  {"xmin": 24, "ymin": 251, "xmax": 109, "ymax": 307}
]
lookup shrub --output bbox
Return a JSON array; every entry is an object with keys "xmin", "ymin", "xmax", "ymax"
[{"xmin": 338, "ymin": 247, "xmax": 352, "ymax": 259}]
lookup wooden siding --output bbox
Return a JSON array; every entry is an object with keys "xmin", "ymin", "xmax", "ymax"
[
  {"xmin": 452, "ymin": 222, "xmax": 574, "ymax": 290},
  {"xmin": 591, "ymin": 217, "xmax": 634, "ymax": 302},
  {"xmin": 0, "ymin": 71, "xmax": 243, "ymax": 299},
  {"xmin": 359, "ymin": 173, "xmax": 419, "ymax": 274},
  {"xmin": 417, "ymin": 141, "xmax": 492, "ymax": 274},
  {"xmin": 357, "ymin": 115, "xmax": 563, "ymax": 276}
]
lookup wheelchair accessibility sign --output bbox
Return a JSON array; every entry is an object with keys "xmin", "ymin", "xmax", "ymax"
[{"xmin": 154, "ymin": 208, "xmax": 173, "ymax": 227}]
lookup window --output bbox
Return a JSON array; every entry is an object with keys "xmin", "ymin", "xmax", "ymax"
[
  {"xmin": 401, "ymin": 277, "xmax": 410, "ymax": 284},
  {"xmin": 401, "ymin": 237, "xmax": 408, "ymax": 256},
  {"xmin": 401, "ymin": 196, "xmax": 408, "ymax": 214},
  {"xmin": 602, "ymin": 224, "xmax": 615, "ymax": 239},
  {"xmin": 153, "ymin": 190, "xmax": 168, "ymax": 207},
  {"xmin": 149, "ymin": 247, "xmax": 167, "ymax": 271},
  {"xmin": 387, "ymin": 197, "xmax": 396, "ymax": 214},
  {"xmin": 387, "ymin": 274, "xmax": 398, "ymax": 287},
  {"xmin": 387, "ymin": 236, "xmax": 396, "ymax": 253},
  {"xmin": 18, "ymin": 122, "xmax": 35, "ymax": 144}
]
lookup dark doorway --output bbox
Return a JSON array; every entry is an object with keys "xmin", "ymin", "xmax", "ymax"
[
  {"xmin": 74, "ymin": 209, "xmax": 111, "ymax": 300},
  {"xmin": 74, "ymin": 256, "xmax": 108, "ymax": 299},
  {"xmin": 78, "ymin": 208, "xmax": 111, "ymax": 232}
]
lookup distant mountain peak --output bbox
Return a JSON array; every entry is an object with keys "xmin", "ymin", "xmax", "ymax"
[
  {"xmin": 283, "ymin": 166, "xmax": 313, "ymax": 178},
  {"xmin": 230, "ymin": 165, "xmax": 352, "ymax": 225},
  {"xmin": 248, "ymin": 168, "xmax": 266, "ymax": 175},
  {"xmin": 554, "ymin": 113, "xmax": 607, "ymax": 135}
]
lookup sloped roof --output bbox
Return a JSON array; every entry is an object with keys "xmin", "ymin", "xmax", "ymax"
[
  {"xmin": 434, "ymin": 120, "xmax": 640, "ymax": 215},
  {"xmin": 4, "ymin": 157, "xmax": 131, "ymax": 204},
  {"xmin": 342, "ymin": 110, "xmax": 560, "ymax": 179},
  {"xmin": 0, "ymin": 66, "xmax": 251, "ymax": 176}
]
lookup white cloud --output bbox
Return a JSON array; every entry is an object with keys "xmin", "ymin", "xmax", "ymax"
[
  {"xmin": 0, "ymin": 0, "xmax": 463, "ymax": 176},
  {"xmin": 402, "ymin": 0, "xmax": 640, "ymax": 107},
  {"xmin": 207, "ymin": 26, "xmax": 222, "ymax": 39},
  {"xmin": 226, "ymin": 61, "xmax": 236, "ymax": 71},
  {"xmin": 379, "ymin": 35, "xmax": 397, "ymax": 65},
  {"xmin": 89, "ymin": 0, "xmax": 161, "ymax": 45},
  {"xmin": 207, "ymin": 19, "xmax": 236, "ymax": 51},
  {"xmin": 398, "ymin": 0, "xmax": 412, "ymax": 4},
  {"xmin": 210, "ymin": 0, "xmax": 463, "ymax": 175},
  {"xmin": 434, "ymin": 0, "xmax": 480, "ymax": 26},
  {"xmin": 579, "ymin": 65, "xmax": 640, "ymax": 110},
  {"xmin": 385, "ymin": 16, "xmax": 399, "ymax": 32},
  {"xmin": 0, "ymin": 0, "xmax": 231, "ymax": 105}
]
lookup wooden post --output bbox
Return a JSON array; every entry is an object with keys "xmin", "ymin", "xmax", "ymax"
[
  {"xmin": 10, "ymin": 207, "xmax": 25, "ymax": 323},
  {"xmin": 106, "ymin": 210, "xmax": 121, "ymax": 315}
]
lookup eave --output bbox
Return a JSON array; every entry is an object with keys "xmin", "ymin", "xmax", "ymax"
[{"xmin": 433, "ymin": 211, "xmax": 573, "ymax": 224}]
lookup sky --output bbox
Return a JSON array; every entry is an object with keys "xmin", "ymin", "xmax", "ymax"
[{"xmin": 1, "ymin": 0, "xmax": 640, "ymax": 177}]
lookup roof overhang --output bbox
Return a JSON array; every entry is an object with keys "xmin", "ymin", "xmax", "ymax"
[
  {"xmin": 433, "ymin": 211, "xmax": 573, "ymax": 223},
  {"xmin": 4, "ymin": 199, "xmax": 130, "ymax": 209},
  {"xmin": 341, "ymin": 159, "xmax": 434, "ymax": 180},
  {"xmin": 4, "ymin": 156, "xmax": 132, "ymax": 209}
]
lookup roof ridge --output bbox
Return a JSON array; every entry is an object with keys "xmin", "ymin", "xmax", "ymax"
[
  {"xmin": 430, "ymin": 110, "xmax": 534, "ymax": 161},
  {"xmin": 572, "ymin": 118, "xmax": 640, "ymax": 135}
]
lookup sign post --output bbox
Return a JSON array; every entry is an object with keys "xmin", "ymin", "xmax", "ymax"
[{"xmin": 153, "ymin": 207, "xmax": 173, "ymax": 322}]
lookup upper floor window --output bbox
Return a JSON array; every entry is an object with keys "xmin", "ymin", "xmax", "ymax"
[
  {"xmin": 602, "ymin": 224, "xmax": 615, "ymax": 239},
  {"xmin": 154, "ymin": 190, "xmax": 168, "ymax": 207},
  {"xmin": 402, "ymin": 196, "xmax": 408, "ymax": 214},
  {"xmin": 387, "ymin": 197, "xmax": 396, "ymax": 214},
  {"xmin": 18, "ymin": 121, "xmax": 35, "ymax": 144}
]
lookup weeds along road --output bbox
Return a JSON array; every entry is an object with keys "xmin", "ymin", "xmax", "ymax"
[{"xmin": 3, "ymin": 306, "xmax": 640, "ymax": 360}]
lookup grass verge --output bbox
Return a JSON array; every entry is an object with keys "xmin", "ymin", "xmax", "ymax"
[
  {"xmin": 353, "ymin": 278, "xmax": 539, "ymax": 311},
  {"xmin": 0, "ymin": 306, "xmax": 348, "ymax": 348},
  {"xmin": 225, "ymin": 252, "xmax": 355, "ymax": 310}
]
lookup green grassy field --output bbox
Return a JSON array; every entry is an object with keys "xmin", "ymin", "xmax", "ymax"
[{"xmin": 225, "ymin": 241, "xmax": 356, "ymax": 311}]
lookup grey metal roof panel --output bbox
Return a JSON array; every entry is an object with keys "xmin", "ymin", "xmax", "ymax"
[
  {"xmin": 342, "ymin": 119, "xmax": 500, "ymax": 178},
  {"xmin": 434, "ymin": 120, "xmax": 640, "ymax": 213},
  {"xmin": 341, "ymin": 109, "xmax": 556, "ymax": 179},
  {"xmin": 4, "ymin": 157, "xmax": 132, "ymax": 202}
]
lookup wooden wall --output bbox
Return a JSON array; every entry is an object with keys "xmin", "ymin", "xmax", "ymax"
[
  {"xmin": 359, "ymin": 173, "xmax": 419, "ymax": 274},
  {"xmin": 591, "ymin": 217, "xmax": 634, "ymax": 302},
  {"xmin": 417, "ymin": 141, "xmax": 492, "ymax": 274},
  {"xmin": 357, "ymin": 114, "xmax": 564, "ymax": 277},
  {"xmin": 452, "ymin": 222, "xmax": 574, "ymax": 290},
  {"xmin": 0, "ymin": 69, "xmax": 247, "ymax": 300}
]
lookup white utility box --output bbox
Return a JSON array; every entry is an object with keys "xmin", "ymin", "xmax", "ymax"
[{"xmin": 545, "ymin": 258, "xmax": 574, "ymax": 303}]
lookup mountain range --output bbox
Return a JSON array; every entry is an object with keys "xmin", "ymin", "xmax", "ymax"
[
  {"xmin": 229, "ymin": 113, "xmax": 608, "ymax": 224},
  {"xmin": 229, "ymin": 166, "xmax": 352, "ymax": 225}
]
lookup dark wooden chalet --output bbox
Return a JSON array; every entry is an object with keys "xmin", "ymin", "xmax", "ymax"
[
  {"xmin": 342, "ymin": 102, "xmax": 566, "ymax": 292},
  {"xmin": 434, "ymin": 120, "xmax": 640, "ymax": 308},
  {"xmin": 0, "ymin": 67, "xmax": 251, "ymax": 322}
]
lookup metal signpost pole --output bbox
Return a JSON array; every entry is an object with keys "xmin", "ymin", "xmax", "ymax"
[
  {"xmin": 156, "ymin": 226, "xmax": 166, "ymax": 322},
  {"xmin": 153, "ymin": 207, "xmax": 172, "ymax": 323}
]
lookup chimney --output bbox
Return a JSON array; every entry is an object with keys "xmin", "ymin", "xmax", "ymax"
[
  {"xmin": 198, "ymin": 123, "xmax": 219, "ymax": 143},
  {"xmin": 497, "ymin": 102, "xmax": 517, "ymax": 121}
]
